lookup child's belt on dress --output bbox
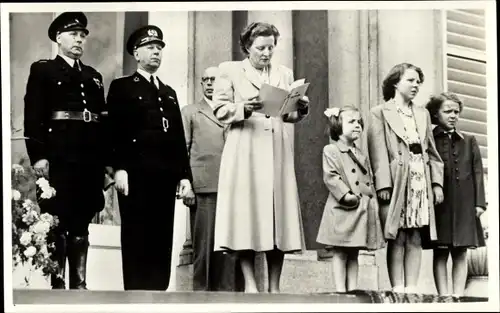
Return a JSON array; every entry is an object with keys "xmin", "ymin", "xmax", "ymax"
[{"xmin": 409, "ymin": 143, "xmax": 423, "ymax": 155}]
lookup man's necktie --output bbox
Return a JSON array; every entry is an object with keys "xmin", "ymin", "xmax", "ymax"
[
  {"xmin": 73, "ymin": 61, "xmax": 80, "ymax": 71},
  {"xmin": 150, "ymin": 75, "xmax": 157, "ymax": 89}
]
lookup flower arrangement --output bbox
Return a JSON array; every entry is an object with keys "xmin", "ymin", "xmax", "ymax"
[{"xmin": 11, "ymin": 162, "xmax": 60, "ymax": 285}]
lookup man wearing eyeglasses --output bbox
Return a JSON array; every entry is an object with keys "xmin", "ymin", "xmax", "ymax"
[{"xmin": 181, "ymin": 67, "xmax": 243, "ymax": 292}]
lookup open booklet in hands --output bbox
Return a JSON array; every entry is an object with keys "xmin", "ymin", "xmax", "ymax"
[{"xmin": 257, "ymin": 79, "xmax": 310, "ymax": 117}]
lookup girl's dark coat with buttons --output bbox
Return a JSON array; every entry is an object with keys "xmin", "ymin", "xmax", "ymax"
[{"xmin": 432, "ymin": 126, "xmax": 486, "ymax": 248}]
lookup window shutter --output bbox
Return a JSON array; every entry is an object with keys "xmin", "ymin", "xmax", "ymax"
[{"xmin": 445, "ymin": 9, "xmax": 488, "ymax": 162}]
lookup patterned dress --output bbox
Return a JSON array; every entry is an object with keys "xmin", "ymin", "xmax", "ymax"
[{"xmin": 397, "ymin": 104, "xmax": 430, "ymax": 229}]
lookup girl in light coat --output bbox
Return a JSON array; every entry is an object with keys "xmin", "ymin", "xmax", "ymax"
[
  {"xmin": 367, "ymin": 63, "xmax": 444, "ymax": 293},
  {"xmin": 317, "ymin": 105, "xmax": 385, "ymax": 292}
]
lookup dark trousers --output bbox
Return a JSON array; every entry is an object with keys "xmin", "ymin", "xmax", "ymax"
[
  {"xmin": 42, "ymin": 160, "xmax": 102, "ymax": 289},
  {"xmin": 118, "ymin": 168, "xmax": 177, "ymax": 291},
  {"xmin": 192, "ymin": 193, "xmax": 244, "ymax": 291},
  {"xmin": 44, "ymin": 160, "xmax": 104, "ymax": 235}
]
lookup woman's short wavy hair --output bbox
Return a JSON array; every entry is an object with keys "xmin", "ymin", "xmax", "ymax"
[
  {"xmin": 426, "ymin": 92, "xmax": 464, "ymax": 125},
  {"xmin": 381, "ymin": 63, "xmax": 425, "ymax": 101},
  {"xmin": 239, "ymin": 22, "xmax": 280, "ymax": 55}
]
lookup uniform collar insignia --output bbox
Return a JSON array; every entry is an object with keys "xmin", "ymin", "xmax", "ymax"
[{"xmin": 93, "ymin": 77, "xmax": 102, "ymax": 88}]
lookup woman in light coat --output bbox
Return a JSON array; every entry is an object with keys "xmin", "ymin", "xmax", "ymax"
[
  {"xmin": 212, "ymin": 22, "xmax": 309, "ymax": 293},
  {"xmin": 367, "ymin": 63, "xmax": 444, "ymax": 293}
]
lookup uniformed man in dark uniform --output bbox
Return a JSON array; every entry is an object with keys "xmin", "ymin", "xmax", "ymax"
[
  {"xmin": 23, "ymin": 12, "xmax": 107, "ymax": 290},
  {"xmin": 107, "ymin": 25, "xmax": 194, "ymax": 291}
]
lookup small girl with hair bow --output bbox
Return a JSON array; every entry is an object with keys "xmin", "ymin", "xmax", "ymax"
[{"xmin": 316, "ymin": 105, "xmax": 385, "ymax": 293}]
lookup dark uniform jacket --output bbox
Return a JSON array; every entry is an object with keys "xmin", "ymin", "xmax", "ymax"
[
  {"xmin": 106, "ymin": 72, "xmax": 192, "ymax": 182},
  {"xmin": 24, "ymin": 55, "xmax": 106, "ymax": 166},
  {"xmin": 432, "ymin": 126, "xmax": 486, "ymax": 248},
  {"xmin": 24, "ymin": 55, "xmax": 107, "ymax": 216}
]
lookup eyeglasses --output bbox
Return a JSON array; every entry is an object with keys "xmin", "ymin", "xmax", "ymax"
[{"xmin": 201, "ymin": 77, "xmax": 216, "ymax": 82}]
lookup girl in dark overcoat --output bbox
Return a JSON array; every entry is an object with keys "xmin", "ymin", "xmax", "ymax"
[{"xmin": 426, "ymin": 92, "xmax": 486, "ymax": 297}]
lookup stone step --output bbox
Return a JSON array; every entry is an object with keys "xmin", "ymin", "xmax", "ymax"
[
  {"xmin": 175, "ymin": 250, "xmax": 379, "ymax": 293},
  {"xmin": 13, "ymin": 289, "xmax": 487, "ymax": 305}
]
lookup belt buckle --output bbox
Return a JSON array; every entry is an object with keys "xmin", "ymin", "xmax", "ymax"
[
  {"xmin": 162, "ymin": 117, "xmax": 169, "ymax": 132},
  {"xmin": 83, "ymin": 109, "xmax": 92, "ymax": 123}
]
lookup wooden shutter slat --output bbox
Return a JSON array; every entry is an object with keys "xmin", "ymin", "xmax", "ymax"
[
  {"xmin": 457, "ymin": 119, "xmax": 487, "ymax": 135},
  {"xmin": 447, "ymin": 68, "xmax": 486, "ymax": 86},
  {"xmin": 447, "ymin": 45, "xmax": 487, "ymax": 62},
  {"xmin": 447, "ymin": 55, "xmax": 486, "ymax": 75},
  {"xmin": 448, "ymin": 81, "xmax": 486, "ymax": 99},
  {"xmin": 458, "ymin": 9, "xmax": 486, "ymax": 17},
  {"xmin": 460, "ymin": 107, "xmax": 487, "ymax": 123},
  {"xmin": 454, "ymin": 93, "xmax": 487, "ymax": 111},
  {"xmin": 447, "ymin": 20, "xmax": 485, "ymax": 39},
  {"xmin": 448, "ymin": 10, "xmax": 485, "ymax": 27},
  {"xmin": 447, "ymin": 33, "xmax": 486, "ymax": 51},
  {"xmin": 479, "ymin": 146, "xmax": 488, "ymax": 159}
]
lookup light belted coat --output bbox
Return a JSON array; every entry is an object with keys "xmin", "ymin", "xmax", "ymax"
[
  {"xmin": 212, "ymin": 58, "xmax": 308, "ymax": 252},
  {"xmin": 367, "ymin": 100, "xmax": 444, "ymax": 241}
]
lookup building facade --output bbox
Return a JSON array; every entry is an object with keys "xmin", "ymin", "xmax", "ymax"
[{"xmin": 9, "ymin": 9, "xmax": 490, "ymax": 291}]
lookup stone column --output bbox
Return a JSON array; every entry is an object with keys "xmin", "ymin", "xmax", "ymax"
[
  {"xmin": 148, "ymin": 11, "xmax": 194, "ymax": 291},
  {"xmin": 10, "ymin": 13, "xmax": 54, "ymax": 164},
  {"xmin": 292, "ymin": 10, "xmax": 330, "ymax": 252},
  {"xmin": 377, "ymin": 10, "xmax": 444, "ymax": 106},
  {"xmin": 123, "ymin": 12, "xmax": 149, "ymax": 76},
  {"xmin": 193, "ymin": 11, "xmax": 233, "ymax": 104}
]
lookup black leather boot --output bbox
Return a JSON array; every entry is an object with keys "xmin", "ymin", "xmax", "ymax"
[
  {"xmin": 67, "ymin": 235, "xmax": 89, "ymax": 290},
  {"xmin": 50, "ymin": 232, "xmax": 67, "ymax": 289}
]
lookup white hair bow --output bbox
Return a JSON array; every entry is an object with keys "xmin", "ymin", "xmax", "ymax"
[{"xmin": 324, "ymin": 107, "xmax": 340, "ymax": 118}]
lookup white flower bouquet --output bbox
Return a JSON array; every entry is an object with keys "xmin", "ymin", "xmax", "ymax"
[{"xmin": 11, "ymin": 162, "xmax": 59, "ymax": 285}]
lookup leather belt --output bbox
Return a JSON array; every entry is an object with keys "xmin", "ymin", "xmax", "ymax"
[
  {"xmin": 51, "ymin": 109, "xmax": 99, "ymax": 123},
  {"xmin": 409, "ymin": 143, "xmax": 423, "ymax": 155}
]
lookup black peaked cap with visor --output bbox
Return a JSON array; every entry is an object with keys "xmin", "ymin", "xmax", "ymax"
[
  {"xmin": 126, "ymin": 25, "xmax": 166, "ymax": 55},
  {"xmin": 48, "ymin": 12, "xmax": 89, "ymax": 42}
]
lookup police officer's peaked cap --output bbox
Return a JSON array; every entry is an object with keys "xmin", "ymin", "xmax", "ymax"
[
  {"xmin": 126, "ymin": 25, "xmax": 165, "ymax": 55},
  {"xmin": 48, "ymin": 12, "xmax": 89, "ymax": 42}
]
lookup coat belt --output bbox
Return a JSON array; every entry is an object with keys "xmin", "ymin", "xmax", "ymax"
[{"xmin": 51, "ymin": 109, "xmax": 99, "ymax": 123}]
